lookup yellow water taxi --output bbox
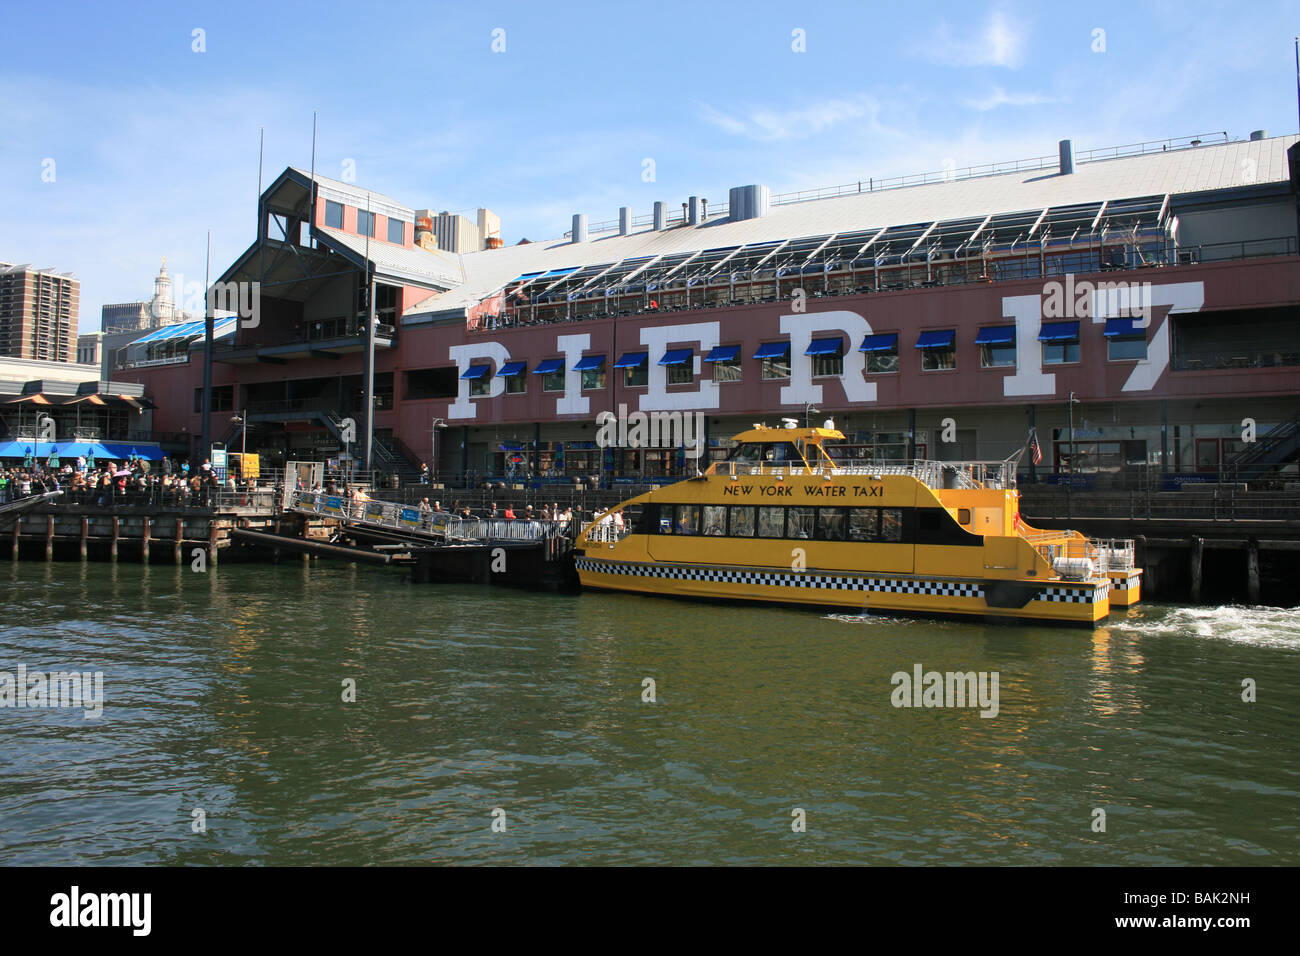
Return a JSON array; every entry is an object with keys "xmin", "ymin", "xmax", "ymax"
[{"xmin": 575, "ymin": 423, "xmax": 1140, "ymax": 626}]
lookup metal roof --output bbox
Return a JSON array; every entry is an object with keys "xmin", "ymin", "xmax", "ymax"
[
  {"xmin": 315, "ymin": 225, "xmax": 464, "ymax": 289},
  {"xmin": 403, "ymin": 134, "xmax": 1298, "ymax": 320}
]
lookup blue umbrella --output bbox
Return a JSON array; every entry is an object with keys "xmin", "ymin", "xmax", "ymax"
[
  {"xmin": 48, "ymin": 446, "xmax": 60, "ymax": 468},
  {"xmin": 22, "ymin": 447, "xmax": 33, "ymax": 468}
]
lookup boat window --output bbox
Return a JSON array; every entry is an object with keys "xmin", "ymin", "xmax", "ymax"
[
  {"xmin": 634, "ymin": 505, "xmax": 658, "ymax": 535},
  {"xmin": 817, "ymin": 508, "xmax": 846, "ymax": 540},
  {"xmin": 674, "ymin": 505, "xmax": 701, "ymax": 536},
  {"xmin": 848, "ymin": 508, "xmax": 878, "ymax": 541},
  {"xmin": 786, "ymin": 507, "xmax": 814, "ymax": 539},
  {"xmin": 730, "ymin": 443, "xmax": 764, "ymax": 463},
  {"xmin": 703, "ymin": 505, "xmax": 728, "ymax": 536},
  {"xmin": 881, "ymin": 508, "xmax": 904, "ymax": 542},
  {"xmin": 764, "ymin": 442, "xmax": 800, "ymax": 463},
  {"xmin": 957, "ymin": 508, "xmax": 971, "ymax": 525},
  {"xmin": 757, "ymin": 507, "xmax": 785, "ymax": 538},
  {"xmin": 730, "ymin": 506, "xmax": 756, "ymax": 537}
]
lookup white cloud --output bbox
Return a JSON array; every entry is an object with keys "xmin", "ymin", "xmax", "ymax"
[
  {"xmin": 696, "ymin": 95, "xmax": 883, "ymax": 142},
  {"xmin": 964, "ymin": 86, "xmax": 1059, "ymax": 112},
  {"xmin": 921, "ymin": 9, "xmax": 1028, "ymax": 69}
]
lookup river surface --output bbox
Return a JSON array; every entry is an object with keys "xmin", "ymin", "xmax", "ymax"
[{"xmin": 1, "ymin": 560, "xmax": 1297, "ymax": 865}]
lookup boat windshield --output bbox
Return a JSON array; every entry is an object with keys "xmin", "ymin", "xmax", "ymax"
[{"xmin": 729, "ymin": 441, "xmax": 804, "ymax": 465}]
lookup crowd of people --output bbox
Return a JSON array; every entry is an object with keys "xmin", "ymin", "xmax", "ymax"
[{"xmin": 0, "ymin": 455, "xmax": 242, "ymax": 508}]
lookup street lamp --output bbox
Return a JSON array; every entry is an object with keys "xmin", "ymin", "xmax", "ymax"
[
  {"xmin": 35, "ymin": 413, "xmax": 53, "ymax": 471},
  {"xmin": 431, "ymin": 418, "xmax": 447, "ymax": 486},
  {"xmin": 804, "ymin": 403, "xmax": 820, "ymax": 428},
  {"xmin": 230, "ymin": 411, "xmax": 247, "ymax": 480}
]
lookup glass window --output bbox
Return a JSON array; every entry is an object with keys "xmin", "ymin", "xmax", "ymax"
[
  {"xmin": 848, "ymin": 508, "xmax": 878, "ymax": 541},
  {"xmin": 867, "ymin": 346, "xmax": 898, "ymax": 374},
  {"xmin": 818, "ymin": 508, "xmax": 846, "ymax": 541},
  {"xmin": 623, "ymin": 365, "xmax": 648, "ymax": 387},
  {"xmin": 922, "ymin": 345, "xmax": 956, "ymax": 371},
  {"xmin": 761, "ymin": 354, "xmax": 790, "ymax": 379},
  {"xmin": 357, "ymin": 210, "xmax": 375, "ymax": 237},
  {"xmin": 786, "ymin": 507, "xmax": 815, "ymax": 539},
  {"xmin": 674, "ymin": 504, "xmax": 700, "ymax": 536},
  {"xmin": 811, "ymin": 347, "xmax": 844, "ymax": 378},
  {"xmin": 387, "ymin": 217, "xmax": 404, "ymax": 244},
  {"xmin": 712, "ymin": 360, "xmax": 742, "ymax": 383},
  {"xmin": 979, "ymin": 341, "xmax": 1017, "ymax": 368},
  {"xmin": 757, "ymin": 507, "xmax": 785, "ymax": 538},
  {"xmin": 325, "ymin": 200, "xmax": 343, "ymax": 229},
  {"xmin": 470, "ymin": 376, "xmax": 490, "ymax": 397},
  {"xmin": 730, "ymin": 506, "xmax": 755, "ymax": 537},
  {"xmin": 703, "ymin": 505, "xmax": 728, "ymax": 536},
  {"xmin": 1108, "ymin": 336, "xmax": 1148, "ymax": 361},
  {"xmin": 667, "ymin": 363, "xmax": 693, "ymax": 386},
  {"xmin": 543, "ymin": 364, "xmax": 565, "ymax": 392},
  {"xmin": 505, "ymin": 371, "xmax": 526, "ymax": 394},
  {"xmin": 881, "ymin": 508, "xmax": 903, "ymax": 542},
  {"xmin": 582, "ymin": 364, "xmax": 606, "ymax": 390},
  {"xmin": 1043, "ymin": 340, "xmax": 1080, "ymax": 364}
]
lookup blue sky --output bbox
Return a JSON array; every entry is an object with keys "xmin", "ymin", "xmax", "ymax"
[{"xmin": 3, "ymin": 0, "xmax": 1298, "ymax": 333}]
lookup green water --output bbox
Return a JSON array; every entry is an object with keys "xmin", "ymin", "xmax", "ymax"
[{"xmin": 1, "ymin": 559, "xmax": 1297, "ymax": 865}]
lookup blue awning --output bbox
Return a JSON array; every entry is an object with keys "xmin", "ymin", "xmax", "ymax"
[
  {"xmin": 753, "ymin": 342, "xmax": 790, "ymax": 359},
  {"xmin": 533, "ymin": 359, "xmax": 565, "ymax": 375},
  {"xmin": 1104, "ymin": 318, "xmax": 1145, "ymax": 337},
  {"xmin": 100, "ymin": 443, "xmax": 164, "ymax": 461},
  {"xmin": 859, "ymin": 333, "xmax": 898, "ymax": 352},
  {"xmin": 460, "ymin": 364, "xmax": 491, "ymax": 379},
  {"xmin": 573, "ymin": 355, "xmax": 605, "ymax": 371},
  {"xmin": 497, "ymin": 361, "xmax": 527, "ymax": 377},
  {"xmin": 705, "ymin": 345, "xmax": 740, "ymax": 362},
  {"xmin": 915, "ymin": 330, "xmax": 956, "ymax": 349},
  {"xmin": 613, "ymin": 352, "xmax": 648, "ymax": 369},
  {"xmin": 974, "ymin": 326, "xmax": 1016, "ymax": 346},
  {"xmin": 1038, "ymin": 321, "xmax": 1079, "ymax": 342},
  {"xmin": 659, "ymin": 349, "xmax": 693, "ymax": 366},
  {"xmin": 805, "ymin": 337, "xmax": 843, "ymax": 356}
]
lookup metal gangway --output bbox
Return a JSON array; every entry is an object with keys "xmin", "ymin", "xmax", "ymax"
[{"xmin": 287, "ymin": 490, "xmax": 569, "ymax": 545}]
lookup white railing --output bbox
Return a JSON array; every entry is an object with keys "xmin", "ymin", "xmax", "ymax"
[
  {"xmin": 287, "ymin": 490, "xmax": 566, "ymax": 542},
  {"xmin": 713, "ymin": 458, "xmax": 1016, "ymax": 489}
]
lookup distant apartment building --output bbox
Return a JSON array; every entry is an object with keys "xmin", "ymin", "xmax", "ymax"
[
  {"xmin": 76, "ymin": 331, "xmax": 102, "ymax": 366},
  {"xmin": 413, "ymin": 208, "xmax": 501, "ymax": 253},
  {"xmin": 100, "ymin": 257, "xmax": 194, "ymax": 334},
  {"xmin": 0, "ymin": 262, "xmax": 79, "ymax": 363}
]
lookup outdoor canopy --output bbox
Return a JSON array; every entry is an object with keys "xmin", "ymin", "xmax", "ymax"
[
  {"xmin": 613, "ymin": 352, "xmax": 648, "ymax": 368},
  {"xmin": 1038, "ymin": 321, "xmax": 1080, "ymax": 342},
  {"xmin": 753, "ymin": 342, "xmax": 790, "ymax": 359},
  {"xmin": 704, "ymin": 346, "xmax": 740, "ymax": 362},
  {"xmin": 532, "ymin": 359, "xmax": 564, "ymax": 375},
  {"xmin": 658, "ymin": 349, "xmax": 693, "ymax": 366},
  {"xmin": 805, "ymin": 337, "xmax": 843, "ymax": 355},
  {"xmin": 974, "ymin": 326, "xmax": 1016, "ymax": 346},
  {"xmin": 572, "ymin": 356, "xmax": 605, "ymax": 371},
  {"xmin": 859, "ymin": 333, "xmax": 898, "ymax": 352},
  {"xmin": 496, "ymin": 362, "xmax": 527, "ymax": 377},
  {"xmin": 915, "ymin": 330, "xmax": 956, "ymax": 349}
]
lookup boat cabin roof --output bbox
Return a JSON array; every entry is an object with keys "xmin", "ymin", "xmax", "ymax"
[{"xmin": 729, "ymin": 425, "xmax": 845, "ymax": 445}]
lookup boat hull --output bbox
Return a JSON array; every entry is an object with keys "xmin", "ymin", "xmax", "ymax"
[{"xmin": 576, "ymin": 554, "xmax": 1110, "ymax": 626}]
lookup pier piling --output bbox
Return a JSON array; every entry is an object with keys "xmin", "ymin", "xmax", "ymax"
[
  {"xmin": 80, "ymin": 516, "xmax": 88, "ymax": 560},
  {"xmin": 141, "ymin": 519, "xmax": 151, "ymax": 564},
  {"xmin": 1247, "ymin": 539, "xmax": 1261, "ymax": 605},
  {"xmin": 1189, "ymin": 536, "xmax": 1204, "ymax": 603},
  {"xmin": 110, "ymin": 517, "xmax": 119, "ymax": 561},
  {"xmin": 45, "ymin": 515, "xmax": 54, "ymax": 561}
]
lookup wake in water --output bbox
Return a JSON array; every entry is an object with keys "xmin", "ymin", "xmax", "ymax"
[{"xmin": 1109, "ymin": 604, "xmax": 1300, "ymax": 649}]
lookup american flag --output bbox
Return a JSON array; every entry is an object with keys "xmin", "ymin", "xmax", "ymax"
[{"xmin": 1029, "ymin": 429, "xmax": 1043, "ymax": 465}]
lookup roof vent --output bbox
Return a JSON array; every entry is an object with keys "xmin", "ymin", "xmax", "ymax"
[
  {"xmin": 687, "ymin": 196, "xmax": 704, "ymax": 225},
  {"xmin": 572, "ymin": 213, "xmax": 587, "ymax": 244},
  {"xmin": 619, "ymin": 207, "xmax": 631, "ymax": 235},
  {"xmin": 1250, "ymin": 129, "xmax": 1268, "ymax": 141},
  {"xmin": 1059, "ymin": 139, "xmax": 1075, "ymax": 175},
  {"xmin": 653, "ymin": 201, "xmax": 666, "ymax": 230},
  {"xmin": 728, "ymin": 185, "xmax": 771, "ymax": 221}
]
